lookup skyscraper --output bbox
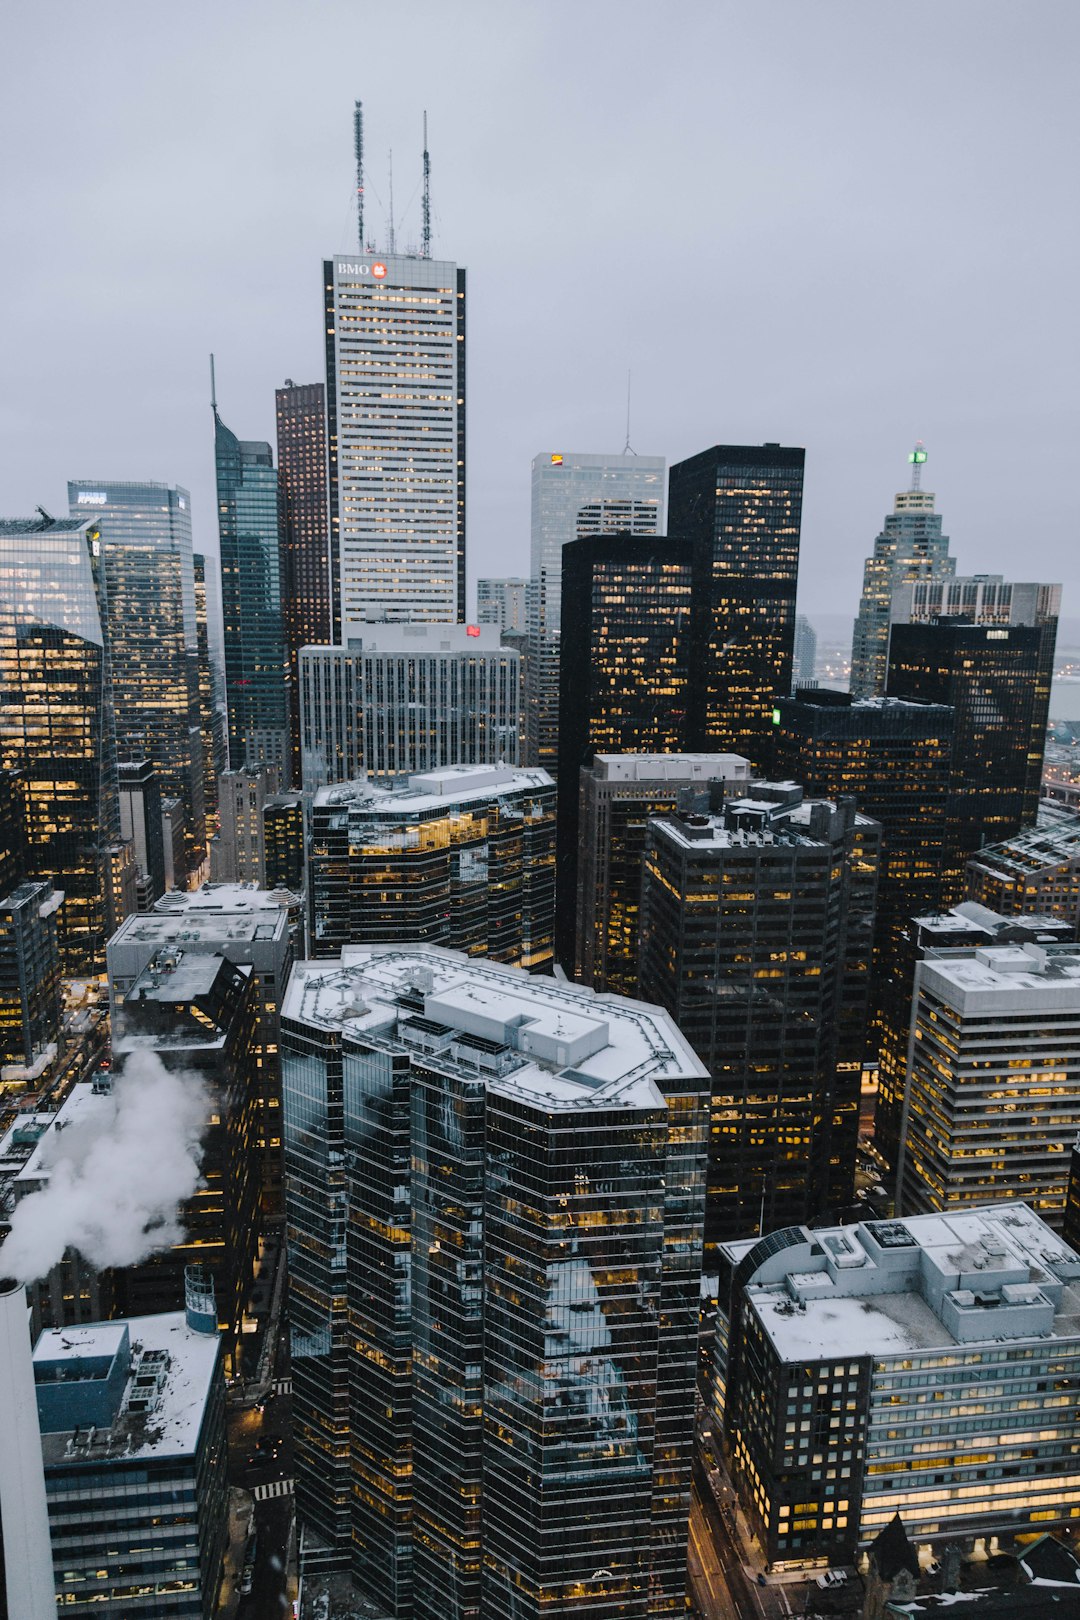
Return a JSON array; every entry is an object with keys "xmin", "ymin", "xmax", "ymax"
[
  {"xmin": 638, "ymin": 785, "xmax": 880, "ymax": 1249},
  {"xmin": 668, "ymin": 442, "xmax": 804, "ymax": 766},
  {"xmin": 476, "ymin": 576, "xmax": 527, "ymax": 632},
  {"xmin": 68, "ymin": 481, "xmax": 205, "ymax": 879},
  {"xmin": 0, "ymin": 513, "xmax": 119, "ymax": 973},
  {"xmin": 117, "ymin": 758, "xmax": 166, "ymax": 908},
  {"xmin": 214, "ymin": 402, "xmax": 291, "ymax": 781},
  {"xmin": 849, "ymin": 444, "xmax": 955, "ymax": 700},
  {"xmin": 193, "ymin": 552, "xmax": 227, "ymax": 834},
  {"xmin": 324, "ymin": 252, "xmax": 466, "ymax": 629},
  {"xmin": 527, "ymin": 452, "xmax": 665, "ymax": 767},
  {"xmin": 276, "ymin": 380, "xmax": 331, "ymax": 773},
  {"xmin": 965, "ymin": 818, "xmax": 1080, "ymax": 931},
  {"xmin": 555, "ymin": 534, "xmax": 694, "ymax": 966},
  {"xmin": 793, "ymin": 613, "xmax": 817, "ymax": 684},
  {"xmin": 282, "ymin": 944, "xmax": 708, "ymax": 1617}
]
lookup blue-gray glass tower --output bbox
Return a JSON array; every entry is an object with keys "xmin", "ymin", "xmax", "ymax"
[
  {"xmin": 214, "ymin": 411, "xmax": 291, "ymax": 782},
  {"xmin": 0, "ymin": 513, "xmax": 119, "ymax": 972},
  {"xmin": 282, "ymin": 945, "xmax": 709, "ymax": 1618},
  {"xmin": 67, "ymin": 481, "xmax": 206, "ymax": 880}
]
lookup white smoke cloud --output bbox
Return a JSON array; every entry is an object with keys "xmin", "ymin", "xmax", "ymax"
[{"xmin": 0, "ymin": 1050, "xmax": 210, "ymax": 1287}]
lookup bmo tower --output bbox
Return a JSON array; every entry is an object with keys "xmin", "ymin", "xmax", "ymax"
[{"xmin": 324, "ymin": 253, "xmax": 466, "ymax": 631}]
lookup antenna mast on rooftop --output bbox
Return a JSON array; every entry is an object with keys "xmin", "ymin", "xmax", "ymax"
[
  {"xmin": 353, "ymin": 100, "xmax": 365, "ymax": 252},
  {"xmin": 622, "ymin": 370, "xmax": 636, "ymax": 455},
  {"xmin": 908, "ymin": 439, "xmax": 927, "ymax": 490},
  {"xmin": 421, "ymin": 111, "xmax": 432, "ymax": 259},
  {"xmin": 209, "ymin": 353, "xmax": 217, "ymax": 413},
  {"xmin": 387, "ymin": 149, "xmax": 396, "ymax": 255}
]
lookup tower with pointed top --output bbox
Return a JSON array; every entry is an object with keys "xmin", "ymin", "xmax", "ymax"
[{"xmin": 850, "ymin": 443, "xmax": 955, "ymax": 700}]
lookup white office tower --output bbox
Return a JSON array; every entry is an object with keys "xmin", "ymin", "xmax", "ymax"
[
  {"xmin": 0, "ymin": 1277, "xmax": 56, "ymax": 1620},
  {"xmin": 527, "ymin": 452, "xmax": 665, "ymax": 767},
  {"xmin": 476, "ymin": 576, "xmax": 527, "ymax": 632},
  {"xmin": 324, "ymin": 253, "xmax": 466, "ymax": 628},
  {"xmin": 300, "ymin": 622, "xmax": 519, "ymax": 789}
]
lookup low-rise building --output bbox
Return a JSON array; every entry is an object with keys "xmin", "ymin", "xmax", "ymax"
[{"xmin": 714, "ymin": 1204, "xmax": 1080, "ymax": 1569}]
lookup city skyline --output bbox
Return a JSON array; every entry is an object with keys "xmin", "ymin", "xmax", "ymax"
[{"xmin": 2, "ymin": 3, "xmax": 1077, "ymax": 623}]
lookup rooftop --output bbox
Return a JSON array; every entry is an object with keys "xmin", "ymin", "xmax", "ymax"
[
  {"xmin": 110, "ymin": 906, "xmax": 287, "ymax": 951},
  {"xmin": 315, "ymin": 621, "xmax": 510, "ymax": 655},
  {"xmin": 282, "ymin": 945, "xmax": 707, "ymax": 1117},
  {"xmin": 314, "ymin": 763, "xmax": 553, "ymax": 812},
  {"xmin": 154, "ymin": 882, "xmax": 294, "ymax": 916},
  {"xmin": 967, "ymin": 819, "xmax": 1080, "ymax": 881},
  {"xmin": 919, "ymin": 941, "xmax": 1080, "ymax": 1011},
  {"xmin": 590, "ymin": 753, "xmax": 752, "ymax": 783}
]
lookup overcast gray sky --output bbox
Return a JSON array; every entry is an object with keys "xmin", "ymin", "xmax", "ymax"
[{"xmin": 2, "ymin": 0, "xmax": 1077, "ymax": 624}]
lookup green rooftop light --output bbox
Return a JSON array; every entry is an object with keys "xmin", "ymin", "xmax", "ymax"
[
  {"xmin": 908, "ymin": 449, "xmax": 927, "ymax": 464},
  {"xmin": 771, "ymin": 708, "xmax": 781, "ymax": 725}
]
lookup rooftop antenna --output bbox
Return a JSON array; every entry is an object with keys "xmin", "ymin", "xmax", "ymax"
[
  {"xmin": 387, "ymin": 149, "xmax": 396, "ymax": 255},
  {"xmin": 622, "ymin": 370, "xmax": 636, "ymax": 455},
  {"xmin": 421, "ymin": 111, "xmax": 432, "ymax": 259},
  {"xmin": 209, "ymin": 353, "xmax": 217, "ymax": 413},
  {"xmin": 353, "ymin": 100, "xmax": 365, "ymax": 253},
  {"xmin": 908, "ymin": 439, "xmax": 927, "ymax": 490}
]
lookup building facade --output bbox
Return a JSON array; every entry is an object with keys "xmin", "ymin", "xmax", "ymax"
[
  {"xmin": 282, "ymin": 944, "xmax": 709, "ymax": 1618},
  {"xmin": 668, "ymin": 442, "xmax": 804, "ymax": 767},
  {"xmin": 34, "ymin": 1310, "xmax": 227, "ymax": 1618},
  {"xmin": 638, "ymin": 785, "xmax": 880, "ymax": 1249},
  {"xmin": 897, "ymin": 940, "xmax": 1080, "ymax": 1226},
  {"xmin": 527, "ymin": 452, "xmax": 665, "ymax": 768},
  {"xmin": 0, "ymin": 881, "xmax": 61, "ymax": 1084},
  {"xmin": 214, "ymin": 406, "xmax": 290, "ymax": 779},
  {"xmin": 0, "ymin": 514, "xmax": 119, "ymax": 973},
  {"xmin": 192, "ymin": 552, "xmax": 227, "ymax": 837},
  {"xmin": 276, "ymin": 380, "xmax": 331, "ymax": 774},
  {"xmin": 793, "ymin": 613, "xmax": 817, "ymax": 685},
  {"xmin": 476, "ymin": 576, "xmax": 527, "ymax": 632},
  {"xmin": 575, "ymin": 753, "xmax": 752, "ymax": 996},
  {"xmin": 965, "ymin": 819, "xmax": 1080, "ymax": 932},
  {"xmin": 714, "ymin": 1205, "xmax": 1080, "ymax": 1567},
  {"xmin": 209, "ymin": 764, "xmax": 282, "ymax": 885},
  {"xmin": 68, "ymin": 481, "xmax": 205, "ymax": 879},
  {"xmin": 849, "ymin": 449, "xmax": 955, "ymax": 700},
  {"xmin": 299, "ymin": 623, "xmax": 520, "ymax": 789},
  {"xmin": 324, "ymin": 252, "xmax": 466, "ymax": 629},
  {"xmin": 118, "ymin": 758, "xmax": 166, "ymax": 909},
  {"xmin": 309, "ymin": 764, "xmax": 555, "ymax": 970},
  {"xmin": 555, "ymin": 534, "xmax": 695, "ymax": 967}
]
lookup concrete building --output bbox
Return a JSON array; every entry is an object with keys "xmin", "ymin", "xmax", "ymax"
[
  {"xmin": 282, "ymin": 944, "xmax": 708, "ymax": 1618},
  {"xmin": 527, "ymin": 451, "xmax": 665, "ymax": 769},
  {"xmin": 324, "ymin": 252, "xmax": 466, "ymax": 629},
  {"xmin": 477, "ymin": 576, "xmax": 527, "ymax": 632},
  {"xmin": 109, "ymin": 884, "xmax": 293, "ymax": 1211},
  {"xmin": 210, "ymin": 764, "xmax": 282, "ymax": 884},
  {"xmin": 309, "ymin": 764, "xmax": 555, "ymax": 970},
  {"xmin": 575, "ymin": 753, "xmax": 752, "ymax": 995},
  {"xmin": 638, "ymin": 784, "xmax": 880, "ymax": 1249},
  {"xmin": 965, "ymin": 819, "xmax": 1080, "ymax": 933},
  {"xmin": 299, "ymin": 622, "xmax": 520, "ymax": 789},
  {"xmin": 714, "ymin": 1204, "xmax": 1080, "ymax": 1567},
  {"xmin": 33, "ymin": 1305, "xmax": 227, "ymax": 1617},
  {"xmin": 897, "ymin": 940, "xmax": 1080, "ymax": 1227}
]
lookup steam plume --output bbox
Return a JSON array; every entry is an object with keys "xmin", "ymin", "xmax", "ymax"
[{"xmin": 0, "ymin": 1050, "xmax": 210, "ymax": 1286}]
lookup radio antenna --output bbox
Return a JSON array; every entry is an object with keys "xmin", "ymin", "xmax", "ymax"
[
  {"xmin": 387, "ymin": 149, "xmax": 396, "ymax": 255},
  {"xmin": 353, "ymin": 101, "xmax": 365, "ymax": 252},
  {"xmin": 622, "ymin": 370, "xmax": 636, "ymax": 455},
  {"xmin": 422, "ymin": 112, "xmax": 432, "ymax": 258}
]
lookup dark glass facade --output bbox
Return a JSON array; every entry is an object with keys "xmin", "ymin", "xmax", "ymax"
[
  {"xmin": 0, "ymin": 880, "xmax": 61, "ymax": 1070},
  {"xmin": 668, "ymin": 443, "xmax": 804, "ymax": 768},
  {"xmin": 118, "ymin": 758, "xmax": 166, "ymax": 908},
  {"xmin": 555, "ymin": 535, "xmax": 694, "ymax": 967},
  {"xmin": 67, "ymin": 481, "xmax": 205, "ymax": 881},
  {"xmin": 282, "ymin": 947, "xmax": 709, "ymax": 1617},
  {"xmin": 193, "ymin": 554, "xmax": 227, "ymax": 835},
  {"xmin": 214, "ymin": 411, "xmax": 291, "ymax": 781},
  {"xmin": 638, "ymin": 787, "xmax": 880, "ymax": 1251},
  {"xmin": 0, "ymin": 515, "xmax": 119, "ymax": 974},
  {"xmin": 276, "ymin": 381, "xmax": 331, "ymax": 776}
]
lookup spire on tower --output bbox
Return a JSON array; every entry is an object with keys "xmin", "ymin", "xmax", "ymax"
[
  {"xmin": 210, "ymin": 353, "xmax": 217, "ymax": 414},
  {"xmin": 387, "ymin": 148, "xmax": 396, "ymax": 255},
  {"xmin": 353, "ymin": 101, "xmax": 365, "ymax": 253},
  {"xmin": 421, "ymin": 111, "xmax": 431, "ymax": 259},
  {"xmin": 908, "ymin": 439, "xmax": 927, "ymax": 490}
]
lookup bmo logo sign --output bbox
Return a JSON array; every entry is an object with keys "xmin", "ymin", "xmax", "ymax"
[{"xmin": 337, "ymin": 260, "xmax": 389, "ymax": 280}]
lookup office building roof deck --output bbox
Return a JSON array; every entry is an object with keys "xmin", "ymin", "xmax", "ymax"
[
  {"xmin": 589, "ymin": 753, "xmax": 751, "ymax": 782},
  {"xmin": 967, "ymin": 818, "xmax": 1080, "ymax": 880},
  {"xmin": 314, "ymin": 763, "xmax": 552, "ymax": 813},
  {"xmin": 919, "ymin": 941, "xmax": 1080, "ymax": 1009}
]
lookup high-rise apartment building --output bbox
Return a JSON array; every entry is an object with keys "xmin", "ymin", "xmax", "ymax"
[
  {"xmin": 476, "ymin": 576, "xmax": 527, "ymax": 632},
  {"xmin": 897, "ymin": 940, "xmax": 1080, "ymax": 1225},
  {"xmin": 214, "ymin": 404, "xmax": 290, "ymax": 780},
  {"xmin": 965, "ymin": 819, "xmax": 1080, "ymax": 931},
  {"xmin": 324, "ymin": 252, "xmax": 466, "ymax": 629},
  {"xmin": 527, "ymin": 452, "xmax": 665, "ymax": 767},
  {"xmin": 309, "ymin": 764, "xmax": 555, "ymax": 969},
  {"xmin": 68, "ymin": 481, "xmax": 205, "ymax": 878},
  {"xmin": 276, "ymin": 380, "xmax": 331, "ymax": 773},
  {"xmin": 282, "ymin": 944, "xmax": 708, "ymax": 1618},
  {"xmin": 771, "ymin": 690, "xmax": 956, "ymax": 1041},
  {"xmin": 849, "ymin": 446, "xmax": 955, "ymax": 700},
  {"xmin": 668, "ymin": 442, "xmax": 804, "ymax": 766},
  {"xmin": 793, "ymin": 613, "xmax": 817, "ymax": 684},
  {"xmin": 714, "ymin": 1205, "xmax": 1080, "ymax": 1567},
  {"xmin": 638, "ymin": 784, "xmax": 880, "ymax": 1249},
  {"xmin": 0, "ymin": 513, "xmax": 119, "ymax": 973},
  {"xmin": 118, "ymin": 758, "xmax": 166, "ymax": 909},
  {"xmin": 299, "ymin": 622, "xmax": 520, "ymax": 789},
  {"xmin": 555, "ymin": 534, "xmax": 695, "ymax": 966},
  {"xmin": 33, "ymin": 1307, "xmax": 227, "ymax": 1618},
  {"xmin": 873, "ymin": 903, "xmax": 1072, "ymax": 1176},
  {"xmin": 575, "ymin": 753, "xmax": 752, "ymax": 995}
]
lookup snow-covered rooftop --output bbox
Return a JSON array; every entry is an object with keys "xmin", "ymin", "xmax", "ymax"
[
  {"xmin": 591, "ymin": 753, "xmax": 751, "ymax": 783},
  {"xmin": 314, "ymin": 763, "xmax": 552, "ymax": 812}
]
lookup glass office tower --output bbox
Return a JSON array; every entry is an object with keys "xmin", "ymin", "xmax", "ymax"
[
  {"xmin": 0, "ymin": 514, "xmax": 119, "ymax": 973},
  {"xmin": 214, "ymin": 408, "xmax": 291, "ymax": 782},
  {"xmin": 276, "ymin": 381, "xmax": 331, "ymax": 776},
  {"xmin": 67, "ymin": 481, "xmax": 205, "ymax": 880}
]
